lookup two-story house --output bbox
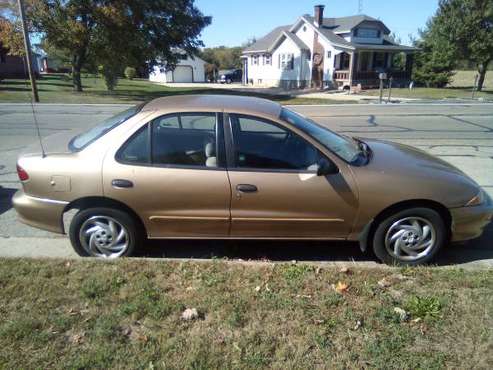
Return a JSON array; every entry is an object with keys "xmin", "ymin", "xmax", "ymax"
[{"xmin": 242, "ymin": 5, "xmax": 417, "ymax": 90}]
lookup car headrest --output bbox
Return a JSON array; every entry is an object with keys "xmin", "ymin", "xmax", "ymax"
[{"xmin": 205, "ymin": 142, "xmax": 216, "ymax": 157}]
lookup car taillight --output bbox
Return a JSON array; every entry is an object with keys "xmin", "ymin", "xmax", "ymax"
[{"xmin": 16, "ymin": 164, "xmax": 29, "ymax": 181}]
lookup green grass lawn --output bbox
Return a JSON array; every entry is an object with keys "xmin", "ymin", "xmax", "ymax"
[
  {"xmin": 361, "ymin": 86, "xmax": 493, "ymax": 101},
  {"xmin": 361, "ymin": 70, "xmax": 493, "ymax": 101},
  {"xmin": 0, "ymin": 259, "xmax": 491, "ymax": 369},
  {"xmin": 0, "ymin": 73, "xmax": 349, "ymax": 105},
  {"xmin": 449, "ymin": 70, "xmax": 493, "ymax": 88}
]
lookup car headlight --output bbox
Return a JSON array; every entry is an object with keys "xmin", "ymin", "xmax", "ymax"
[{"xmin": 465, "ymin": 189, "xmax": 485, "ymax": 207}]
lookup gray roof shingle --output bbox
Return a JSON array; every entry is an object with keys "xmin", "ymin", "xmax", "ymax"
[
  {"xmin": 243, "ymin": 14, "xmax": 413, "ymax": 53},
  {"xmin": 282, "ymin": 31, "xmax": 309, "ymax": 50},
  {"xmin": 243, "ymin": 25, "xmax": 291, "ymax": 53},
  {"xmin": 314, "ymin": 15, "xmax": 389, "ymax": 33}
]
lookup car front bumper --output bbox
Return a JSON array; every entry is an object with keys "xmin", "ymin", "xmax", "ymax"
[
  {"xmin": 12, "ymin": 190, "xmax": 68, "ymax": 234},
  {"xmin": 450, "ymin": 192, "xmax": 493, "ymax": 241}
]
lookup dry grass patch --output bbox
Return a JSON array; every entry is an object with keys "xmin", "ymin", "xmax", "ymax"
[{"xmin": 0, "ymin": 259, "xmax": 491, "ymax": 369}]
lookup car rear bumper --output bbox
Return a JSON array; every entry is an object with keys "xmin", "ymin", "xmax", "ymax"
[
  {"xmin": 450, "ymin": 193, "xmax": 493, "ymax": 241},
  {"xmin": 12, "ymin": 190, "xmax": 68, "ymax": 234}
]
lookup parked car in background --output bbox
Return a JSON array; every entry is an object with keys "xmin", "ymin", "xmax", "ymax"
[
  {"xmin": 13, "ymin": 95, "xmax": 492, "ymax": 265},
  {"xmin": 219, "ymin": 69, "xmax": 242, "ymax": 84}
]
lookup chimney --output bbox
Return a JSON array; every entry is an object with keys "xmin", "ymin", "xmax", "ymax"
[{"xmin": 314, "ymin": 5, "xmax": 325, "ymax": 27}]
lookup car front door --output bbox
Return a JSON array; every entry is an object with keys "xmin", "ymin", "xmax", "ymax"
[
  {"xmin": 225, "ymin": 113, "xmax": 358, "ymax": 238},
  {"xmin": 103, "ymin": 112, "xmax": 231, "ymax": 238}
]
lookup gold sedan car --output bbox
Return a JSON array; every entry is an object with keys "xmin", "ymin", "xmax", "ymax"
[{"xmin": 13, "ymin": 95, "xmax": 493, "ymax": 265}]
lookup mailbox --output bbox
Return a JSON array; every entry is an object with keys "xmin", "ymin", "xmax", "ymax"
[{"xmin": 379, "ymin": 72, "xmax": 387, "ymax": 80}]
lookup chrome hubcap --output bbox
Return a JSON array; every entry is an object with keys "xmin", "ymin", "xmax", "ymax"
[
  {"xmin": 384, "ymin": 217, "xmax": 436, "ymax": 261},
  {"xmin": 79, "ymin": 216, "xmax": 129, "ymax": 258}
]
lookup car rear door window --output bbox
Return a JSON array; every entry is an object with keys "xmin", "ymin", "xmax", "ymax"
[
  {"xmin": 115, "ymin": 124, "xmax": 150, "ymax": 164},
  {"xmin": 152, "ymin": 113, "xmax": 218, "ymax": 168},
  {"xmin": 230, "ymin": 114, "xmax": 321, "ymax": 171}
]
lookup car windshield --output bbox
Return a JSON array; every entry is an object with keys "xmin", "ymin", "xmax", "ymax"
[
  {"xmin": 69, "ymin": 105, "xmax": 142, "ymax": 151},
  {"xmin": 280, "ymin": 108, "xmax": 363, "ymax": 163}
]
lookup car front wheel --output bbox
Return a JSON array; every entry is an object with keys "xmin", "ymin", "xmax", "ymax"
[
  {"xmin": 69, "ymin": 207, "xmax": 141, "ymax": 258},
  {"xmin": 372, "ymin": 207, "xmax": 447, "ymax": 266}
]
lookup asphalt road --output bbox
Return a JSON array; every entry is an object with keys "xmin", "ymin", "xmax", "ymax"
[{"xmin": 0, "ymin": 102, "xmax": 492, "ymax": 267}]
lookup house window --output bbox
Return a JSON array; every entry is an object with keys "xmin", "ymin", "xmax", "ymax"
[
  {"xmin": 374, "ymin": 52, "xmax": 386, "ymax": 69},
  {"xmin": 303, "ymin": 26, "xmax": 307, "ymax": 32},
  {"xmin": 327, "ymin": 51, "xmax": 331, "ymax": 59},
  {"xmin": 278, "ymin": 53, "xmax": 294, "ymax": 70},
  {"xmin": 355, "ymin": 28, "xmax": 381, "ymax": 38},
  {"xmin": 252, "ymin": 55, "xmax": 259, "ymax": 65},
  {"xmin": 159, "ymin": 67, "xmax": 165, "ymax": 73},
  {"xmin": 263, "ymin": 54, "xmax": 271, "ymax": 65},
  {"xmin": 340, "ymin": 53, "xmax": 350, "ymax": 70}
]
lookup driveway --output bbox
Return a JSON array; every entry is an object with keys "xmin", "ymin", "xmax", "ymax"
[{"xmin": 0, "ymin": 103, "xmax": 492, "ymax": 267}]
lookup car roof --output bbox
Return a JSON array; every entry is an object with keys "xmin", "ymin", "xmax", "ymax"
[{"xmin": 141, "ymin": 94, "xmax": 282, "ymax": 118}]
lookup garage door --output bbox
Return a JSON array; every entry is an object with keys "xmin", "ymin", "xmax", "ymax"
[{"xmin": 173, "ymin": 66, "xmax": 193, "ymax": 82}]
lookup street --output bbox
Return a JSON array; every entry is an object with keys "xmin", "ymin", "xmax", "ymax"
[{"xmin": 0, "ymin": 102, "xmax": 492, "ymax": 266}]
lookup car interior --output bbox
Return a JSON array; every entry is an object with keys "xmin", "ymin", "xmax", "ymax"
[
  {"xmin": 230, "ymin": 114, "xmax": 321, "ymax": 170},
  {"xmin": 117, "ymin": 113, "xmax": 320, "ymax": 171},
  {"xmin": 152, "ymin": 114, "xmax": 217, "ymax": 167}
]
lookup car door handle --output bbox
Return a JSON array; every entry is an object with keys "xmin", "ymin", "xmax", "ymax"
[
  {"xmin": 111, "ymin": 179, "xmax": 133, "ymax": 189},
  {"xmin": 236, "ymin": 184, "xmax": 258, "ymax": 193}
]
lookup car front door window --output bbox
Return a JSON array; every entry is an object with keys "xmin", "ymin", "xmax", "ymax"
[{"xmin": 230, "ymin": 114, "xmax": 321, "ymax": 171}]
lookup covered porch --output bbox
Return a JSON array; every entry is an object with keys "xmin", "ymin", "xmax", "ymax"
[{"xmin": 333, "ymin": 46, "xmax": 416, "ymax": 90}]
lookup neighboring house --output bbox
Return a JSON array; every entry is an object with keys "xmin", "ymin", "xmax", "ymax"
[
  {"xmin": 149, "ymin": 51, "xmax": 206, "ymax": 83},
  {"xmin": 34, "ymin": 51, "xmax": 67, "ymax": 73},
  {"xmin": 242, "ymin": 5, "xmax": 417, "ymax": 89},
  {"xmin": 0, "ymin": 42, "xmax": 29, "ymax": 79}
]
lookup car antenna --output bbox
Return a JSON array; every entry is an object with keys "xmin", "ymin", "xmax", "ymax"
[
  {"xmin": 18, "ymin": 0, "xmax": 45, "ymax": 158},
  {"xmin": 21, "ymin": 51, "xmax": 46, "ymax": 158}
]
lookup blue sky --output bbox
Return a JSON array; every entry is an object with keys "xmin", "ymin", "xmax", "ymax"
[{"xmin": 195, "ymin": 0, "xmax": 439, "ymax": 47}]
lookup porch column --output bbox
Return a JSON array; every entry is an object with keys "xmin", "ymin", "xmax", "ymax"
[
  {"xmin": 405, "ymin": 53, "xmax": 414, "ymax": 78},
  {"xmin": 348, "ymin": 51, "xmax": 356, "ymax": 87}
]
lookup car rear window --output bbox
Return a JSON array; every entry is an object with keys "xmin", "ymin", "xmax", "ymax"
[{"xmin": 68, "ymin": 105, "xmax": 143, "ymax": 151}]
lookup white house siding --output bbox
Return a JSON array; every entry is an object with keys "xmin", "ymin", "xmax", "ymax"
[
  {"xmin": 149, "ymin": 55, "xmax": 205, "ymax": 83},
  {"xmin": 293, "ymin": 24, "xmax": 314, "ymax": 83},
  {"xmin": 247, "ymin": 37, "xmax": 307, "ymax": 88},
  {"xmin": 294, "ymin": 23, "xmax": 339, "ymax": 87}
]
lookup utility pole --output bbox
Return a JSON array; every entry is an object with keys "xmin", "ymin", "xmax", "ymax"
[
  {"xmin": 18, "ymin": 0, "xmax": 39, "ymax": 102},
  {"xmin": 358, "ymin": 0, "xmax": 363, "ymax": 14}
]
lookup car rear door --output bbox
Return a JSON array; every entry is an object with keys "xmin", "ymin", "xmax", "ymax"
[
  {"xmin": 225, "ymin": 113, "xmax": 358, "ymax": 239},
  {"xmin": 103, "ymin": 112, "xmax": 231, "ymax": 238}
]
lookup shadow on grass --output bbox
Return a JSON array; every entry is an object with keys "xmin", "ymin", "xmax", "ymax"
[
  {"xmin": 445, "ymin": 86, "xmax": 493, "ymax": 95},
  {"xmin": 137, "ymin": 238, "xmax": 373, "ymax": 263}
]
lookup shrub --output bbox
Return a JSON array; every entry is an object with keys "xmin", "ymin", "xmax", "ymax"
[
  {"xmin": 124, "ymin": 67, "xmax": 136, "ymax": 80},
  {"xmin": 98, "ymin": 64, "xmax": 119, "ymax": 91}
]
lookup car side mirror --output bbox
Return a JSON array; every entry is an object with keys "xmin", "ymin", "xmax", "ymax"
[{"xmin": 317, "ymin": 158, "xmax": 339, "ymax": 176}]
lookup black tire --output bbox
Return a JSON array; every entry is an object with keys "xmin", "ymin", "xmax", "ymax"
[
  {"xmin": 372, "ymin": 207, "xmax": 447, "ymax": 266},
  {"xmin": 69, "ymin": 207, "xmax": 142, "ymax": 258}
]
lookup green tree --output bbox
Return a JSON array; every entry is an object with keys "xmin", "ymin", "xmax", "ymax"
[
  {"xmin": 30, "ymin": 0, "xmax": 211, "ymax": 91},
  {"xmin": 124, "ymin": 66, "xmax": 136, "ymax": 80},
  {"xmin": 412, "ymin": 16, "xmax": 457, "ymax": 87},
  {"xmin": 200, "ymin": 46, "xmax": 243, "ymax": 69},
  {"xmin": 0, "ymin": 1, "xmax": 25, "ymax": 57},
  {"xmin": 433, "ymin": 0, "xmax": 493, "ymax": 91},
  {"xmin": 0, "ymin": 16, "xmax": 24, "ymax": 56}
]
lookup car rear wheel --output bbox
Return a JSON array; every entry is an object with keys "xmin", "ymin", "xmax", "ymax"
[
  {"xmin": 69, "ymin": 207, "xmax": 141, "ymax": 258},
  {"xmin": 372, "ymin": 207, "xmax": 446, "ymax": 266}
]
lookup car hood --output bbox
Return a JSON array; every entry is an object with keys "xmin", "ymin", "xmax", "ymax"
[{"xmin": 353, "ymin": 138, "xmax": 479, "ymax": 208}]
